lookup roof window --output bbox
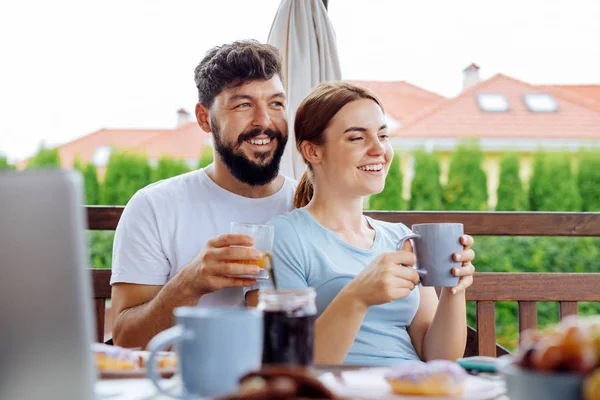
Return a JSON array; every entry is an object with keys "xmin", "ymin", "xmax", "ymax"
[
  {"xmin": 477, "ymin": 93, "xmax": 510, "ymax": 112},
  {"xmin": 523, "ymin": 93, "xmax": 558, "ymax": 112}
]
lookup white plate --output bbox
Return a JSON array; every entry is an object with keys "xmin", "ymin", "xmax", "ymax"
[{"xmin": 319, "ymin": 368, "xmax": 506, "ymax": 400}]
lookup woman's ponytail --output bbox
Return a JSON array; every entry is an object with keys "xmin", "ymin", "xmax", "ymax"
[{"xmin": 293, "ymin": 170, "xmax": 313, "ymax": 208}]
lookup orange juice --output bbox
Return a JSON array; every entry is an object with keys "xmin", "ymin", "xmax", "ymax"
[{"xmin": 234, "ymin": 252, "xmax": 272, "ymax": 269}]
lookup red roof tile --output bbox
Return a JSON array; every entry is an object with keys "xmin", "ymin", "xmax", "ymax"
[
  {"xmin": 539, "ymin": 84, "xmax": 600, "ymax": 111},
  {"xmin": 140, "ymin": 122, "xmax": 209, "ymax": 159},
  {"xmin": 17, "ymin": 128, "xmax": 166, "ymax": 169},
  {"xmin": 346, "ymin": 80, "xmax": 446, "ymax": 121},
  {"xmin": 391, "ymin": 74, "xmax": 600, "ymax": 140},
  {"xmin": 17, "ymin": 121, "xmax": 209, "ymax": 170}
]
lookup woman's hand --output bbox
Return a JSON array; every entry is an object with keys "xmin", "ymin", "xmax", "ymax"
[
  {"xmin": 343, "ymin": 251, "xmax": 421, "ymax": 308},
  {"xmin": 450, "ymin": 235, "xmax": 476, "ymax": 294}
]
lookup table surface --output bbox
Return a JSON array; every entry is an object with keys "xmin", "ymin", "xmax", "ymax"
[{"xmin": 96, "ymin": 365, "xmax": 509, "ymax": 400}]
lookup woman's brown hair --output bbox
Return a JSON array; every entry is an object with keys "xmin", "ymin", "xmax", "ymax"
[{"xmin": 293, "ymin": 82, "xmax": 384, "ymax": 208}]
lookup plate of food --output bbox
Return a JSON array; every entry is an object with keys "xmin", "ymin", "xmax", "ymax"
[
  {"xmin": 316, "ymin": 361, "xmax": 505, "ymax": 399},
  {"xmin": 501, "ymin": 315, "xmax": 600, "ymax": 400},
  {"xmin": 93, "ymin": 343, "xmax": 178, "ymax": 380}
]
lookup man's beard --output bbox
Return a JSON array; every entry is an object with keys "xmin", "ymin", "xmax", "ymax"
[{"xmin": 211, "ymin": 118, "xmax": 287, "ymax": 186}]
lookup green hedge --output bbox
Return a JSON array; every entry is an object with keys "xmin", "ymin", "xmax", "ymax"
[
  {"xmin": 443, "ymin": 142, "xmax": 488, "ymax": 211},
  {"xmin": 80, "ymin": 143, "xmax": 600, "ymax": 350},
  {"xmin": 410, "ymin": 151, "xmax": 443, "ymax": 210},
  {"xmin": 0, "ymin": 155, "xmax": 15, "ymax": 170},
  {"xmin": 26, "ymin": 146, "xmax": 61, "ymax": 169},
  {"xmin": 529, "ymin": 152, "xmax": 581, "ymax": 211},
  {"xmin": 103, "ymin": 152, "xmax": 152, "ymax": 206},
  {"xmin": 197, "ymin": 146, "xmax": 213, "ymax": 169},
  {"xmin": 578, "ymin": 150, "xmax": 600, "ymax": 211},
  {"xmin": 73, "ymin": 158, "xmax": 101, "ymax": 205},
  {"xmin": 369, "ymin": 152, "xmax": 404, "ymax": 210},
  {"xmin": 152, "ymin": 156, "xmax": 191, "ymax": 182},
  {"xmin": 496, "ymin": 152, "xmax": 527, "ymax": 211},
  {"xmin": 470, "ymin": 235, "xmax": 600, "ymax": 350}
]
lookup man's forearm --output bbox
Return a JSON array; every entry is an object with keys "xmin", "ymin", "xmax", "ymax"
[{"xmin": 112, "ymin": 274, "xmax": 201, "ymax": 349}]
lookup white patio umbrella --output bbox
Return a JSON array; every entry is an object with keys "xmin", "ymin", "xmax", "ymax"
[{"xmin": 268, "ymin": 0, "xmax": 342, "ymax": 180}]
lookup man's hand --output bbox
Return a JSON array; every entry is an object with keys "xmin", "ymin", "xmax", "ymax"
[{"xmin": 181, "ymin": 233, "xmax": 262, "ymax": 296}]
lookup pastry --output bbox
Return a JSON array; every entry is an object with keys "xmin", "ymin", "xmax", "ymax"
[
  {"xmin": 92, "ymin": 343, "xmax": 139, "ymax": 371},
  {"xmin": 385, "ymin": 360, "xmax": 467, "ymax": 396},
  {"xmin": 92, "ymin": 343, "xmax": 177, "ymax": 371}
]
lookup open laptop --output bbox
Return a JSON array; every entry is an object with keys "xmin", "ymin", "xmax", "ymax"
[{"xmin": 0, "ymin": 171, "xmax": 96, "ymax": 400}]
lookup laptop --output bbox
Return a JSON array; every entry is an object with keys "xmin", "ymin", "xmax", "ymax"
[{"xmin": 0, "ymin": 171, "xmax": 96, "ymax": 400}]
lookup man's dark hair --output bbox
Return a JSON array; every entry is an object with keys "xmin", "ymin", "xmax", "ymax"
[{"xmin": 194, "ymin": 40, "xmax": 283, "ymax": 108}]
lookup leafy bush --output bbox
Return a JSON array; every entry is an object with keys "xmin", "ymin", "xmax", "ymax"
[
  {"xmin": 529, "ymin": 152, "xmax": 581, "ymax": 211},
  {"xmin": 470, "ymin": 235, "xmax": 600, "ymax": 350},
  {"xmin": 102, "ymin": 151, "xmax": 151, "ymax": 205},
  {"xmin": 87, "ymin": 231, "xmax": 115, "ymax": 270},
  {"xmin": 25, "ymin": 145, "xmax": 61, "ymax": 169},
  {"xmin": 442, "ymin": 141, "xmax": 488, "ymax": 210},
  {"xmin": 73, "ymin": 158, "xmax": 101, "ymax": 205},
  {"xmin": 496, "ymin": 152, "xmax": 527, "ymax": 211},
  {"xmin": 152, "ymin": 156, "xmax": 191, "ymax": 182},
  {"xmin": 197, "ymin": 146, "xmax": 214, "ymax": 169},
  {"xmin": 369, "ymin": 152, "xmax": 404, "ymax": 210},
  {"xmin": 578, "ymin": 149, "xmax": 600, "ymax": 211},
  {"xmin": 409, "ymin": 151, "xmax": 443, "ymax": 210},
  {"xmin": 0, "ymin": 154, "xmax": 15, "ymax": 170}
]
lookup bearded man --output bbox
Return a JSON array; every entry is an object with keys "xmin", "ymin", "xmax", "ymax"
[{"xmin": 110, "ymin": 40, "xmax": 294, "ymax": 348}]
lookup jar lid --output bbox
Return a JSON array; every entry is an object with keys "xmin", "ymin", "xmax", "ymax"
[{"xmin": 258, "ymin": 288, "xmax": 316, "ymax": 314}]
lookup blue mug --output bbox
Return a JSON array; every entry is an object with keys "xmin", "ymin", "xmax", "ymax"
[{"xmin": 147, "ymin": 307, "xmax": 263, "ymax": 399}]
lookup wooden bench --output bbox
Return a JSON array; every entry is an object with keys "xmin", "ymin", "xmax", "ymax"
[{"xmin": 88, "ymin": 207, "xmax": 600, "ymax": 356}]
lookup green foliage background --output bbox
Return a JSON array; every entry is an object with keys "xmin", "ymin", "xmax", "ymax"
[
  {"xmin": 152, "ymin": 156, "xmax": 191, "ymax": 182},
  {"xmin": 443, "ymin": 142, "xmax": 489, "ymax": 211},
  {"xmin": 25, "ymin": 145, "xmax": 61, "ymax": 169},
  {"xmin": 23, "ymin": 141, "xmax": 600, "ymax": 352},
  {"xmin": 578, "ymin": 149, "xmax": 600, "ymax": 211},
  {"xmin": 410, "ymin": 150, "xmax": 443, "ymax": 210},
  {"xmin": 368, "ymin": 152, "xmax": 404, "ymax": 210},
  {"xmin": 0, "ymin": 154, "xmax": 15, "ymax": 170},
  {"xmin": 496, "ymin": 152, "xmax": 527, "ymax": 211},
  {"xmin": 197, "ymin": 146, "xmax": 214, "ymax": 169}
]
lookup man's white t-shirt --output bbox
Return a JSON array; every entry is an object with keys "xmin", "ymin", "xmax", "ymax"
[{"xmin": 110, "ymin": 168, "xmax": 296, "ymax": 306}]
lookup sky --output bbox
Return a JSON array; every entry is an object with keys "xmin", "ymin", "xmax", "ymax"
[{"xmin": 1, "ymin": 0, "xmax": 599, "ymax": 162}]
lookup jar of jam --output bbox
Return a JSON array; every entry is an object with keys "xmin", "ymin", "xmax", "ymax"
[{"xmin": 257, "ymin": 288, "xmax": 317, "ymax": 366}]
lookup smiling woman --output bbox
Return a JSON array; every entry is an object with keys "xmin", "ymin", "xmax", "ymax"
[
  {"xmin": 292, "ymin": 83, "xmax": 389, "ymax": 208},
  {"xmin": 247, "ymin": 82, "xmax": 476, "ymax": 367}
]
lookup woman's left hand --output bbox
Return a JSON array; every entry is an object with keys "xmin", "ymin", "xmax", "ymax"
[{"xmin": 450, "ymin": 235, "xmax": 476, "ymax": 294}]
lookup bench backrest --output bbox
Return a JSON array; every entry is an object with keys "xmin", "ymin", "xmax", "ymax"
[{"xmin": 89, "ymin": 207, "xmax": 600, "ymax": 356}]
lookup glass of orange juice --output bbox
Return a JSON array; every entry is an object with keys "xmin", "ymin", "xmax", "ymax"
[{"xmin": 230, "ymin": 222, "xmax": 274, "ymax": 280}]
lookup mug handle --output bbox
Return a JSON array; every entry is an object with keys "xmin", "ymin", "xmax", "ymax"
[
  {"xmin": 147, "ymin": 325, "xmax": 188, "ymax": 399},
  {"xmin": 396, "ymin": 233, "xmax": 428, "ymax": 276}
]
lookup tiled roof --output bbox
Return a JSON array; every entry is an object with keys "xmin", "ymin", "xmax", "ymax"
[
  {"xmin": 140, "ymin": 122, "xmax": 208, "ymax": 159},
  {"xmin": 17, "ymin": 128, "xmax": 166, "ymax": 169},
  {"xmin": 16, "ymin": 121, "xmax": 209, "ymax": 169},
  {"xmin": 347, "ymin": 80, "xmax": 446, "ymax": 121},
  {"xmin": 538, "ymin": 84, "xmax": 600, "ymax": 111},
  {"xmin": 391, "ymin": 74, "xmax": 600, "ymax": 140}
]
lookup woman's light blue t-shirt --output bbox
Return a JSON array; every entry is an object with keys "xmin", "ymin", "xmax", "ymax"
[{"xmin": 260, "ymin": 208, "xmax": 421, "ymax": 366}]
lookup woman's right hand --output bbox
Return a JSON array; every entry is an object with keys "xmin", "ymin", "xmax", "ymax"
[{"xmin": 343, "ymin": 251, "xmax": 421, "ymax": 308}]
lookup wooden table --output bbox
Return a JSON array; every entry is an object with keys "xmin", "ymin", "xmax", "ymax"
[{"xmin": 96, "ymin": 365, "xmax": 508, "ymax": 400}]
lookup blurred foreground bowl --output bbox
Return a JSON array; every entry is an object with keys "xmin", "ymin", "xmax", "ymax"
[{"xmin": 501, "ymin": 363, "xmax": 584, "ymax": 400}]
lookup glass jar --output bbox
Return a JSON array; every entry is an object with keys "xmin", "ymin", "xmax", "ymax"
[{"xmin": 257, "ymin": 288, "xmax": 317, "ymax": 366}]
